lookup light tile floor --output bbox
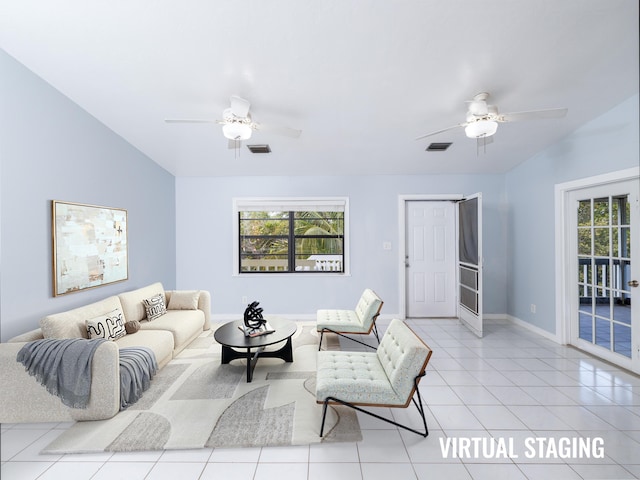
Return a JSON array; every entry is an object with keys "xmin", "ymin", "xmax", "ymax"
[{"xmin": 2, "ymin": 319, "xmax": 640, "ymax": 480}]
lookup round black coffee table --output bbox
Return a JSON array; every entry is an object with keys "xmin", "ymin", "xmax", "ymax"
[{"xmin": 213, "ymin": 317, "xmax": 297, "ymax": 382}]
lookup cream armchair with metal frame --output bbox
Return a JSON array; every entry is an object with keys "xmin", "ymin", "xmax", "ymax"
[
  {"xmin": 315, "ymin": 318, "xmax": 433, "ymax": 437},
  {"xmin": 316, "ymin": 288, "xmax": 383, "ymax": 351}
]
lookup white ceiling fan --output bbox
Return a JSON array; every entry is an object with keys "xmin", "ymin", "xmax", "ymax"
[
  {"xmin": 415, "ymin": 92, "xmax": 568, "ymax": 145},
  {"xmin": 165, "ymin": 95, "xmax": 302, "ymax": 148}
]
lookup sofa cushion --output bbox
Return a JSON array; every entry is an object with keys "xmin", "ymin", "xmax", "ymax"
[
  {"xmin": 167, "ymin": 290, "xmax": 200, "ymax": 310},
  {"xmin": 138, "ymin": 310, "xmax": 205, "ymax": 354},
  {"xmin": 143, "ymin": 293, "xmax": 167, "ymax": 321},
  {"xmin": 166, "ymin": 290, "xmax": 212, "ymax": 331},
  {"xmin": 118, "ymin": 282, "xmax": 165, "ymax": 322},
  {"xmin": 115, "ymin": 329, "xmax": 174, "ymax": 369},
  {"xmin": 86, "ymin": 308, "xmax": 127, "ymax": 341},
  {"xmin": 41, "ymin": 296, "xmax": 123, "ymax": 339}
]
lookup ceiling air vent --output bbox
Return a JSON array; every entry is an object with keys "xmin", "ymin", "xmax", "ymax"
[
  {"xmin": 247, "ymin": 144, "xmax": 272, "ymax": 154},
  {"xmin": 426, "ymin": 142, "xmax": 452, "ymax": 152}
]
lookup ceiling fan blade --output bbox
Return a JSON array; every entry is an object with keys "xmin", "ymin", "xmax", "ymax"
[
  {"xmin": 415, "ymin": 124, "xmax": 465, "ymax": 141},
  {"xmin": 230, "ymin": 95, "xmax": 251, "ymax": 118},
  {"xmin": 164, "ymin": 119, "xmax": 218, "ymax": 124},
  {"xmin": 253, "ymin": 122, "xmax": 302, "ymax": 138},
  {"xmin": 498, "ymin": 107, "xmax": 568, "ymax": 122}
]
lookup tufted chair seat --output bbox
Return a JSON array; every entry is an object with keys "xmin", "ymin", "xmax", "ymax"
[
  {"xmin": 316, "ymin": 318, "xmax": 432, "ymax": 437},
  {"xmin": 316, "ymin": 351, "xmax": 398, "ymax": 405},
  {"xmin": 316, "ymin": 288, "xmax": 383, "ymax": 350}
]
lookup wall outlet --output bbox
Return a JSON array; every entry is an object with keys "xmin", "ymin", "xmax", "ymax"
[
  {"xmin": 530, "ymin": 304, "xmax": 536, "ymax": 314},
  {"xmin": 242, "ymin": 296, "xmax": 248, "ymax": 305}
]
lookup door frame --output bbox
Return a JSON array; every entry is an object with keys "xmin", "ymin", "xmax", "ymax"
[
  {"xmin": 555, "ymin": 166, "xmax": 640, "ymax": 349},
  {"xmin": 398, "ymin": 194, "xmax": 463, "ymax": 319}
]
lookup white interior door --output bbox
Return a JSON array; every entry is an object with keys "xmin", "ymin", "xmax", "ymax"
[
  {"xmin": 568, "ymin": 179, "xmax": 639, "ymax": 373},
  {"xmin": 406, "ymin": 201, "xmax": 457, "ymax": 317},
  {"xmin": 458, "ymin": 193, "xmax": 483, "ymax": 337}
]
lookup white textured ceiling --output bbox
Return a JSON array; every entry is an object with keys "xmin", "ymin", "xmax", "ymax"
[{"xmin": 1, "ymin": 1, "xmax": 638, "ymax": 177}]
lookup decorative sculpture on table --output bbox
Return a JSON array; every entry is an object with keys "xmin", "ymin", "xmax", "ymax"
[{"xmin": 244, "ymin": 301, "xmax": 266, "ymax": 329}]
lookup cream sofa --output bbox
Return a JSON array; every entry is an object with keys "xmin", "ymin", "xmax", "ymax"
[{"xmin": 0, "ymin": 282, "xmax": 211, "ymax": 423}]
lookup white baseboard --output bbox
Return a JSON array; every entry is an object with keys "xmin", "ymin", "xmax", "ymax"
[
  {"xmin": 483, "ymin": 313, "xmax": 508, "ymax": 322},
  {"xmin": 505, "ymin": 314, "xmax": 561, "ymax": 344}
]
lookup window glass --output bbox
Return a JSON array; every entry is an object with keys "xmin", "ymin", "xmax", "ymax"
[{"xmin": 235, "ymin": 198, "xmax": 347, "ymax": 274}]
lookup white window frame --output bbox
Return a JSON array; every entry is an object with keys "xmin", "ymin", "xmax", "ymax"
[{"xmin": 232, "ymin": 196, "xmax": 350, "ymax": 276}]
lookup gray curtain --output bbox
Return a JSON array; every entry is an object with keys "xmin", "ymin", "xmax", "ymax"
[{"xmin": 459, "ymin": 198, "xmax": 478, "ymax": 265}]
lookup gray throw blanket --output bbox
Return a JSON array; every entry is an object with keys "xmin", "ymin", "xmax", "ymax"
[
  {"xmin": 17, "ymin": 338, "xmax": 107, "ymax": 409},
  {"xmin": 17, "ymin": 340, "xmax": 158, "ymax": 411},
  {"xmin": 118, "ymin": 347, "xmax": 157, "ymax": 410}
]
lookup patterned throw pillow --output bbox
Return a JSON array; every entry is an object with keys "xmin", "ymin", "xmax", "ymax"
[
  {"xmin": 143, "ymin": 293, "xmax": 166, "ymax": 321},
  {"xmin": 86, "ymin": 308, "xmax": 127, "ymax": 341}
]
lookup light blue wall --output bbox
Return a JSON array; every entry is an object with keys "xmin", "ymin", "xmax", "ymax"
[
  {"xmin": 175, "ymin": 174, "xmax": 508, "ymax": 318},
  {"xmin": 505, "ymin": 94, "xmax": 639, "ymax": 334},
  {"xmin": 0, "ymin": 51, "xmax": 177, "ymax": 341}
]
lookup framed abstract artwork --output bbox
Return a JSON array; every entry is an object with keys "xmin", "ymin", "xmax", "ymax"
[{"xmin": 52, "ymin": 200, "xmax": 128, "ymax": 296}]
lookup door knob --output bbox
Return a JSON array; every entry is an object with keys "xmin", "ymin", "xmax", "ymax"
[{"xmin": 629, "ymin": 280, "xmax": 639, "ymax": 288}]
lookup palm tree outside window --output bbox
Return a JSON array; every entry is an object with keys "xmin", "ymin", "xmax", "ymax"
[{"xmin": 234, "ymin": 198, "xmax": 348, "ymax": 274}]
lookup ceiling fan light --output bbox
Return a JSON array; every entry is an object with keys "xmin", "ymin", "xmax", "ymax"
[
  {"xmin": 465, "ymin": 120, "xmax": 498, "ymax": 138},
  {"xmin": 223, "ymin": 122, "xmax": 252, "ymax": 140}
]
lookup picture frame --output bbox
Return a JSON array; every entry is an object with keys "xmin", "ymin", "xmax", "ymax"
[{"xmin": 52, "ymin": 200, "xmax": 128, "ymax": 296}]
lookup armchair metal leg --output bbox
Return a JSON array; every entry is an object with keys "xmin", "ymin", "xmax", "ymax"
[
  {"xmin": 319, "ymin": 398, "xmax": 330, "ymax": 437},
  {"xmin": 319, "ymin": 374, "xmax": 428, "ymax": 438}
]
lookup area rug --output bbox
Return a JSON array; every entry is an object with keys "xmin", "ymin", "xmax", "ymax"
[{"xmin": 42, "ymin": 323, "xmax": 361, "ymax": 453}]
